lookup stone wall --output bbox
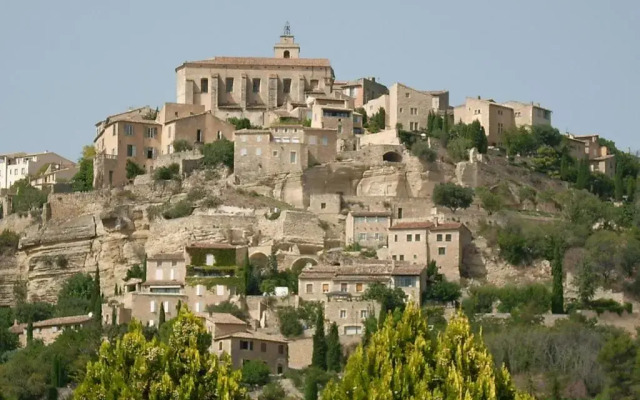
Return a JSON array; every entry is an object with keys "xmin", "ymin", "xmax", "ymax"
[
  {"xmin": 359, "ymin": 129, "xmax": 400, "ymax": 147},
  {"xmin": 152, "ymin": 150, "xmax": 203, "ymax": 174},
  {"xmin": 48, "ymin": 191, "xmax": 109, "ymax": 221},
  {"xmin": 308, "ymin": 194, "xmax": 341, "ymax": 214}
]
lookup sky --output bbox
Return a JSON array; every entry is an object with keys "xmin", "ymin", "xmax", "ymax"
[{"xmin": 0, "ymin": 0, "xmax": 638, "ymax": 160}]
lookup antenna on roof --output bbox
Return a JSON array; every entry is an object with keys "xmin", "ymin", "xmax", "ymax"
[{"xmin": 283, "ymin": 21, "xmax": 291, "ymax": 36}]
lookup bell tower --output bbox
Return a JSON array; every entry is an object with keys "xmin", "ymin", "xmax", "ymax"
[{"xmin": 274, "ymin": 21, "xmax": 300, "ymax": 59}]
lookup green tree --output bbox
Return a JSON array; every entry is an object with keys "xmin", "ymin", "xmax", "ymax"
[
  {"xmin": 56, "ymin": 273, "xmax": 94, "ymax": 317},
  {"xmin": 71, "ymin": 146, "xmax": 95, "ymax": 192},
  {"xmin": 476, "ymin": 186, "xmax": 504, "ymax": 215},
  {"xmin": 74, "ymin": 309, "xmax": 247, "ymax": 399},
  {"xmin": 446, "ymin": 136, "xmax": 474, "ymax": 161},
  {"xmin": 201, "ymin": 139, "xmax": 234, "ymax": 170},
  {"xmin": 551, "ymin": 245, "xmax": 564, "ymax": 314},
  {"xmin": 277, "ymin": 306, "xmax": 304, "ymax": 338},
  {"xmin": 625, "ymin": 176, "xmax": 636, "ymax": 202},
  {"xmin": 227, "ymin": 117, "xmax": 254, "ymax": 130},
  {"xmin": 0, "ymin": 229, "xmax": 20, "ymax": 256},
  {"xmin": 91, "ymin": 266, "xmax": 102, "ymax": 325},
  {"xmin": 0, "ymin": 328, "xmax": 19, "ymax": 355},
  {"xmin": 158, "ymin": 302, "xmax": 166, "ymax": 327},
  {"xmin": 205, "ymin": 301, "xmax": 249, "ymax": 321},
  {"xmin": 304, "ymin": 372, "xmax": 319, "ymax": 400},
  {"xmin": 10, "ymin": 179, "xmax": 48, "ymax": 214},
  {"xmin": 410, "ymin": 141, "xmax": 436, "ymax": 163},
  {"xmin": 575, "ymin": 158, "xmax": 591, "ymax": 190},
  {"xmin": 326, "ymin": 322, "xmax": 342, "ymax": 372},
  {"xmin": 125, "ymin": 159, "xmax": 145, "ymax": 180},
  {"xmin": 442, "ymin": 112, "xmax": 450, "ymax": 133},
  {"xmin": 172, "ymin": 139, "xmax": 193, "ymax": 152},
  {"xmin": 362, "ymin": 282, "xmax": 407, "ymax": 317},
  {"xmin": 432, "ymin": 182, "xmax": 474, "ymax": 213},
  {"xmin": 259, "ymin": 382, "xmax": 286, "ymax": 400},
  {"xmin": 26, "ymin": 320, "xmax": 33, "ymax": 345},
  {"xmin": 598, "ymin": 332, "xmax": 639, "ymax": 400},
  {"xmin": 615, "ymin": 162, "xmax": 625, "ymax": 201},
  {"xmin": 241, "ymin": 360, "xmax": 270, "ymax": 386},
  {"xmin": 322, "ymin": 304, "xmax": 533, "ymax": 399},
  {"xmin": 312, "ymin": 308, "xmax": 327, "ymax": 370},
  {"xmin": 573, "ymin": 260, "xmax": 597, "ymax": 304}
]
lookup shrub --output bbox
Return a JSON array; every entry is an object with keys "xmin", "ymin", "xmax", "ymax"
[
  {"xmin": 259, "ymin": 382, "xmax": 286, "ymax": 400},
  {"xmin": 202, "ymin": 197, "xmax": 221, "ymax": 209},
  {"xmin": 147, "ymin": 204, "xmax": 165, "ymax": 220},
  {"xmin": 497, "ymin": 226, "xmax": 530, "ymax": 265},
  {"xmin": 227, "ymin": 117, "xmax": 256, "ymax": 130},
  {"xmin": 153, "ymin": 163, "xmax": 180, "ymax": 181},
  {"xmin": 278, "ymin": 306, "xmax": 304, "ymax": 337},
  {"xmin": 475, "ymin": 187, "xmax": 504, "ymax": 215},
  {"xmin": 0, "ymin": 229, "xmax": 20, "ymax": 256},
  {"xmin": 186, "ymin": 186, "xmax": 207, "ymax": 202},
  {"xmin": 55, "ymin": 255, "xmax": 68, "ymax": 268},
  {"xmin": 432, "ymin": 182, "xmax": 474, "ymax": 213},
  {"xmin": 410, "ymin": 141, "xmax": 437, "ymax": 163},
  {"xmin": 241, "ymin": 360, "xmax": 271, "ymax": 386},
  {"xmin": 201, "ymin": 140, "xmax": 234, "ymax": 170},
  {"xmin": 125, "ymin": 159, "xmax": 145, "ymax": 180},
  {"xmin": 10, "ymin": 180, "xmax": 48, "ymax": 214},
  {"xmin": 172, "ymin": 139, "xmax": 193, "ymax": 152},
  {"xmin": 204, "ymin": 301, "xmax": 248, "ymax": 321},
  {"xmin": 588, "ymin": 299, "xmax": 630, "ymax": 316},
  {"xmin": 162, "ymin": 200, "xmax": 193, "ymax": 219},
  {"xmin": 446, "ymin": 137, "xmax": 473, "ymax": 162}
]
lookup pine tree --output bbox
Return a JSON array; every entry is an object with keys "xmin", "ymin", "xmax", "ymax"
[
  {"xmin": 614, "ymin": 162, "xmax": 624, "ymax": 201},
  {"xmin": 326, "ymin": 322, "xmax": 342, "ymax": 372},
  {"xmin": 311, "ymin": 308, "xmax": 327, "ymax": 370},
  {"xmin": 159, "ymin": 302, "xmax": 166, "ymax": 327},
  {"xmin": 91, "ymin": 265, "xmax": 102, "ymax": 324},
  {"xmin": 551, "ymin": 244, "xmax": 565, "ymax": 314},
  {"xmin": 322, "ymin": 303, "xmax": 534, "ymax": 400}
]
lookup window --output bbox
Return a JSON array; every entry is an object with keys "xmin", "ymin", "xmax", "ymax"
[
  {"xmin": 339, "ymin": 310, "xmax": 346, "ymax": 319},
  {"xmin": 196, "ymin": 129, "xmax": 203, "ymax": 142},
  {"xmin": 283, "ymin": 50, "xmax": 290, "ymax": 58},
  {"xmin": 399, "ymin": 107, "xmax": 403, "ymax": 113},
  {"xmin": 392, "ymin": 255, "xmax": 397, "ymax": 260},
  {"xmin": 395, "ymin": 276, "xmax": 415, "ymax": 287},
  {"xmin": 273, "ymin": 150, "xmax": 278, "ymax": 157},
  {"xmin": 146, "ymin": 147, "xmax": 155, "ymax": 159},
  {"xmin": 196, "ymin": 285, "xmax": 203, "ymax": 296},
  {"xmin": 358, "ymin": 233, "xmax": 366, "ymax": 241},
  {"xmin": 356, "ymin": 283, "xmax": 363, "ymax": 292},
  {"xmin": 322, "ymin": 136, "xmax": 328, "ymax": 146},
  {"xmin": 201, "ymin": 78, "xmax": 209, "ymax": 93},
  {"xmin": 206, "ymin": 254, "xmax": 215, "ymax": 266},
  {"xmin": 283, "ymin": 78, "xmax": 291, "ymax": 94},
  {"xmin": 394, "ymin": 234, "xmax": 398, "ymax": 242},
  {"xmin": 255, "ymin": 148, "xmax": 262, "ymax": 156},
  {"xmin": 278, "ymin": 344, "xmax": 284, "ymax": 354},
  {"xmin": 225, "ymin": 78, "xmax": 234, "ymax": 92},
  {"xmin": 340, "ymin": 283, "xmax": 348, "ymax": 292},
  {"xmin": 124, "ymin": 124, "xmax": 134, "ymax": 136},
  {"xmin": 309, "ymin": 136, "xmax": 317, "ymax": 145},
  {"xmin": 168, "ymin": 125, "xmax": 173, "ymax": 138},
  {"xmin": 127, "ymin": 145, "xmax": 136, "ymax": 157},
  {"xmin": 437, "ymin": 234, "xmax": 443, "ymax": 242},
  {"xmin": 410, "ymin": 108, "xmax": 418, "ymax": 115},
  {"xmin": 290, "ymin": 151, "xmax": 297, "ymax": 164},
  {"xmin": 277, "ymin": 364, "xmax": 284, "ymax": 374},
  {"xmin": 218, "ymin": 342, "xmax": 223, "ymax": 351},
  {"xmin": 415, "ymin": 234, "xmax": 421, "ymax": 242},
  {"xmin": 146, "ymin": 127, "xmax": 157, "ymax": 138},
  {"xmin": 195, "ymin": 302, "xmax": 201, "ymax": 312},
  {"xmin": 397, "ymin": 208, "xmax": 403, "ymax": 219},
  {"xmin": 261, "ymin": 342, "xmax": 267, "ymax": 352},
  {"xmin": 252, "ymin": 78, "xmax": 260, "ymax": 93},
  {"xmin": 399, "ymin": 255, "xmax": 405, "ymax": 261},
  {"xmin": 498, "ymin": 123, "xmax": 504, "ymax": 134},
  {"xmin": 240, "ymin": 148, "xmax": 248, "ymax": 156},
  {"xmin": 240, "ymin": 340, "xmax": 253, "ymax": 351},
  {"xmin": 360, "ymin": 310, "xmax": 368, "ymax": 319},
  {"xmin": 445, "ymin": 234, "xmax": 452, "ymax": 242},
  {"xmin": 306, "ymin": 283, "xmax": 313, "ymax": 294},
  {"xmin": 407, "ymin": 234, "xmax": 412, "ymax": 242},
  {"xmin": 164, "ymin": 301, "xmax": 170, "ymax": 313},
  {"xmin": 150, "ymin": 301, "xmax": 156, "ymax": 312},
  {"xmin": 405, "ymin": 92, "xmax": 410, "ymax": 98},
  {"xmin": 310, "ymin": 79, "xmax": 319, "ymax": 90},
  {"xmin": 256, "ymin": 135, "xmax": 262, "ymax": 142},
  {"xmin": 149, "ymin": 320, "xmax": 154, "ymax": 327},
  {"xmin": 438, "ymin": 247, "xmax": 446, "ymax": 255}
]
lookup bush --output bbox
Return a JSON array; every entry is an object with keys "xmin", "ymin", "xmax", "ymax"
[
  {"xmin": 446, "ymin": 137, "xmax": 473, "ymax": 162},
  {"xmin": 588, "ymin": 299, "xmax": 631, "ymax": 316},
  {"xmin": 410, "ymin": 141, "xmax": 437, "ymax": 163},
  {"xmin": 201, "ymin": 139, "xmax": 234, "ymax": 170},
  {"xmin": 241, "ymin": 360, "xmax": 271, "ymax": 386},
  {"xmin": 432, "ymin": 182, "xmax": 474, "ymax": 213},
  {"xmin": 162, "ymin": 200, "xmax": 193, "ymax": 219},
  {"xmin": 475, "ymin": 187, "xmax": 504, "ymax": 215},
  {"xmin": 153, "ymin": 163, "xmax": 180, "ymax": 181},
  {"xmin": 464, "ymin": 284, "xmax": 552, "ymax": 315},
  {"xmin": 172, "ymin": 139, "xmax": 193, "ymax": 152},
  {"xmin": 259, "ymin": 381, "xmax": 286, "ymax": 400},
  {"xmin": 125, "ymin": 159, "xmax": 145, "ymax": 180},
  {"xmin": 227, "ymin": 117, "xmax": 256, "ymax": 130},
  {"xmin": 205, "ymin": 301, "xmax": 248, "ymax": 321},
  {"xmin": 497, "ymin": 226, "xmax": 530, "ymax": 265},
  {"xmin": 202, "ymin": 197, "xmax": 221, "ymax": 209},
  {"xmin": 10, "ymin": 180, "xmax": 48, "ymax": 214},
  {"xmin": 278, "ymin": 306, "xmax": 304, "ymax": 337},
  {"xmin": 186, "ymin": 186, "xmax": 207, "ymax": 202},
  {"xmin": 0, "ymin": 229, "xmax": 20, "ymax": 256}
]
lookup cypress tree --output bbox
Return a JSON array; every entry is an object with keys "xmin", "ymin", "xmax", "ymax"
[
  {"xmin": 159, "ymin": 302, "xmax": 166, "ymax": 327},
  {"xmin": 304, "ymin": 373, "xmax": 319, "ymax": 400},
  {"xmin": 576, "ymin": 158, "xmax": 590, "ymax": 189},
  {"xmin": 91, "ymin": 265, "xmax": 102, "ymax": 324},
  {"xmin": 427, "ymin": 112, "xmax": 435, "ymax": 133},
  {"xmin": 560, "ymin": 155, "xmax": 569, "ymax": 181},
  {"xmin": 551, "ymin": 244, "xmax": 564, "ymax": 314},
  {"xmin": 626, "ymin": 176, "xmax": 637, "ymax": 202},
  {"xmin": 26, "ymin": 320, "xmax": 33, "ymax": 345},
  {"xmin": 442, "ymin": 112, "xmax": 449, "ymax": 133},
  {"xmin": 311, "ymin": 308, "xmax": 327, "ymax": 370},
  {"xmin": 326, "ymin": 322, "xmax": 342, "ymax": 372},
  {"xmin": 111, "ymin": 306, "xmax": 117, "ymax": 326},
  {"xmin": 114, "ymin": 284, "xmax": 118, "ymax": 296},
  {"xmin": 614, "ymin": 163, "xmax": 624, "ymax": 201},
  {"xmin": 176, "ymin": 300, "xmax": 182, "ymax": 313},
  {"xmin": 142, "ymin": 256, "xmax": 147, "ymax": 282}
]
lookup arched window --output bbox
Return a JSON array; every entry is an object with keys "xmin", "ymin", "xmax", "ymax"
[{"xmin": 283, "ymin": 50, "xmax": 290, "ymax": 58}]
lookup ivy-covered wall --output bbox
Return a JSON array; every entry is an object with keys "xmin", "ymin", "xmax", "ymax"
[{"xmin": 187, "ymin": 247, "xmax": 237, "ymax": 267}]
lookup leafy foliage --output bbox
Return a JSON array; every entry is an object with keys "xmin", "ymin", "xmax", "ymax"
[
  {"xmin": 125, "ymin": 159, "xmax": 145, "ymax": 180},
  {"xmin": 449, "ymin": 120, "xmax": 488, "ymax": 153},
  {"xmin": 241, "ymin": 360, "xmax": 270, "ymax": 386},
  {"xmin": 423, "ymin": 261, "xmax": 461, "ymax": 303},
  {"xmin": 366, "ymin": 108, "xmax": 385, "ymax": 133},
  {"xmin": 71, "ymin": 146, "xmax": 94, "ymax": 192},
  {"xmin": 56, "ymin": 273, "xmax": 95, "ymax": 317},
  {"xmin": 172, "ymin": 139, "xmax": 193, "ymax": 152},
  {"xmin": 277, "ymin": 306, "xmax": 304, "ymax": 338},
  {"xmin": 201, "ymin": 139, "xmax": 234, "ymax": 170},
  {"xmin": 410, "ymin": 140, "xmax": 436, "ymax": 162},
  {"xmin": 153, "ymin": 163, "xmax": 180, "ymax": 181},
  {"xmin": 0, "ymin": 229, "xmax": 20, "ymax": 256},
  {"xmin": 227, "ymin": 117, "xmax": 258, "ymax": 130},
  {"xmin": 10, "ymin": 179, "xmax": 48, "ymax": 214},
  {"xmin": 322, "ymin": 304, "xmax": 533, "ymax": 399},
  {"xmin": 205, "ymin": 301, "xmax": 249, "ymax": 321},
  {"xmin": 432, "ymin": 182, "xmax": 474, "ymax": 213},
  {"xmin": 326, "ymin": 322, "xmax": 342, "ymax": 372}
]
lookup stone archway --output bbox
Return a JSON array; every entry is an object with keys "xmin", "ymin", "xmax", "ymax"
[
  {"xmin": 249, "ymin": 252, "xmax": 269, "ymax": 269},
  {"xmin": 291, "ymin": 257, "xmax": 318, "ymax": 270},
  {"xmin": 382, "ymin": 151, "xmax": 402, "ymax": 163}
]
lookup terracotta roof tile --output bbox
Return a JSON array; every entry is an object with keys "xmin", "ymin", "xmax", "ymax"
[
  {"xmin": 148, "ymin": 253, "xmax": 185, "ymax": 261},
  {"xmin": 389, "ymin": 221, "xmax": 434, "ymax": 230},
  {"xmin": 430, "ymin": 223, "xmax": 463, "ymax": 231},
  {"xmin": 215, "ymin": 330, "xmax": 288, "ymax": 343},
  {"xmin": 10, "ymin": 315, "xmax": 95, "ymax": 332},
  {"xmin": 201, "ymin": 312, "xmax": 247, "ymax": 326}
]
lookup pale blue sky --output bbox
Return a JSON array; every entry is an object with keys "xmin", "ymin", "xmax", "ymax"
[{"xmin": 0, "ymin": 0, "xmax": 638, "ymax": 160}]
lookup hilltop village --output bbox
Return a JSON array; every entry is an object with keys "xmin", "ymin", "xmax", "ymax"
[{"xmin": 1, "ymin": 24, "xmax": 640, "ymax": 399}]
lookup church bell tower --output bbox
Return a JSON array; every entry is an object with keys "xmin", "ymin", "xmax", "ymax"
[{"xmin": 274, "ymin": 21, "xmax": 300, "ymax": 59}]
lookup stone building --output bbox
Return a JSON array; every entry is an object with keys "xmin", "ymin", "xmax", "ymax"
[
  {"xmin": 340, "ymin": 77, "xmax": 389, "ymax": 109},
  {"xmin": 324, "ymin": 298, "xmax": 380, "ymax": 336},
  {"xmin": 233, "ymin": 125, "xmax": 337, "ymax": 182},
  {"xmin": 387, "ymin": 221, "xmax": 472, "ymax": 282},
  {"xmin": 175, "ymin": 24, "xmax": 334, "ymax": 127},
  {"xmin": 362, "ymin": 83, "xmax": 450, "ymax": 131},
  {"xmin": 345, "ymin": 211, "xmax": 392, "ymax": 248},
  {"xmin": 566, "ymin": 134, "xmax": 617, "ymax": 177},
  {"xmin": 453, "ymin": 97, "xmax": 515, "ymax": 147},
  {"xmin": 298, "ymin": 262, "xmax": 426, "ymax": 305},
  {"xmin": 10, "ymin": 314, "xmax": 93, "ymax": 347},
  {"xmin": 502, "ymin": 101, "xmax": 552, "ymax": 127},
  {"xmin": 0, "ymin": 151, "xmax": 75, "ymax": 190},
  {"xmin": 29, "ymin": 163, "xmax": 78, "ymax": 191},
  {"xmin": 213, "ymin": 330, "xmax": 288, "ymax": 374}
]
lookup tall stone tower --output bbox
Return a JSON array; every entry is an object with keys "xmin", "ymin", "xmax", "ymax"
[{"xmin": 274, "ymin": 21, "xmax": 300, "ymax": 59}]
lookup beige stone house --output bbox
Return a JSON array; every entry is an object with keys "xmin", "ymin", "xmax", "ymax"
[
  {"xmin": 213, "ymin": 330, "xmax": 288, "ymax": 374},
  {"xmin": 324, "ymin": 298, "xmax": 380, "ymax": 336},
  {"xmin": 234, "ymin": 125, "xmax": 337, "ymax": 182},
  {"xmin": 175, "ymin": 26, "xmax": 334, "ymax": 128},
  {"xmin": 502, "ymin": 101, "xmax": 552, "ymax": 127},
  {"xmin": 298, "ymin": 262, "xmax": 426, "ymax": 305},
  {"xmin": 10, "ymin": 314, "xmax": 93, "ymax": 346},
  {"xmin": 340, "ymin": 77, "xmax": 388, "ymax": 109},
  {"xmin": 30, "ymin": 163, "xmax": 78, "ymax": 190},
  {"xmin": 566, "ymin": 134, "xmax": 617, "ymax": 177},
  {"xmin": 0, "ymin": 151, "xmax": 75, "ymax": 190},
  {"xmin": 345, "ymin": 211, "xmax": 392, "ymax": 248},
  {"xmin": 388, "ymin": 221, "xmax": 472, "ymax": 282},
  {"xmin": 453, "ymin": 97, "xmax": 515, "ymax": 147},
  {"xmin": 564, "ymin": 136, "xmax": 588, "ymax": 160}
]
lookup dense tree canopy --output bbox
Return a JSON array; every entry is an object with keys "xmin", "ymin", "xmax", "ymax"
[{"xmin": 433, "ymin": 182, "xmax": 474, "ymax": 213}]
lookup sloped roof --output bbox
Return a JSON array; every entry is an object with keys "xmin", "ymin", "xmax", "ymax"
[
  {"xmin": 204, "ymin": 312, "xmax": 247, "ymax": 325},
  {"xmin": 148, "ymin": 253, "xmax": 185, "ymax": 261},
  {"xmin": 215, "ymin": 330, "xmax": 288, "ymax": 343},
  {"xmin": 10, "ymin": 314, "xmax": 93, "ymax": 333},
  {"xmin": 389, "ymin": 221, "xmax": 434, "ymax": 230},
  {"xmin": 178, "ymin": 56, "xmax": 331, "ymax": 71},
  {"xmin": 429, "ymin": 222, "xmax": 463, "ymax": 231}
]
